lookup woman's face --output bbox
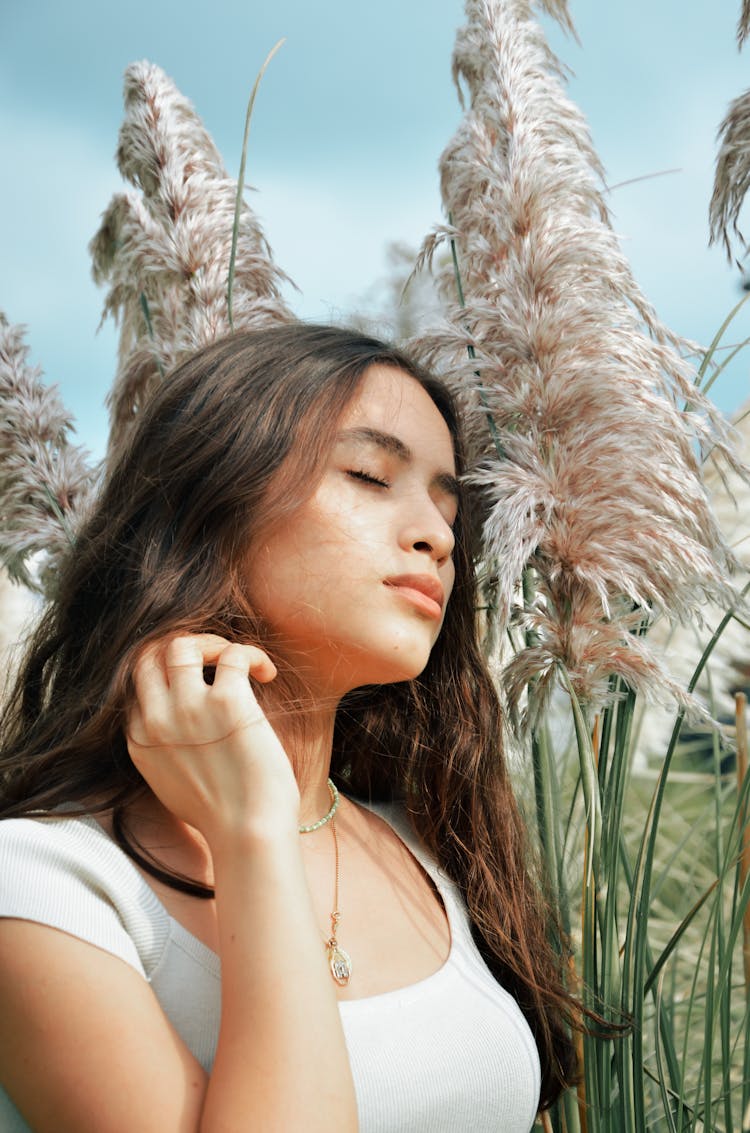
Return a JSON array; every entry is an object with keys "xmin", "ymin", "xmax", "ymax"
[{"xmin": 246, "ymin": 365, "xmax": 459, "ymax": 696}]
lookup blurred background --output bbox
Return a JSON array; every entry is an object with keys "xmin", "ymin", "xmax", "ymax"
[{"xmin": 1, "ymin": 0, "xmax": 748, "ymax": 462}]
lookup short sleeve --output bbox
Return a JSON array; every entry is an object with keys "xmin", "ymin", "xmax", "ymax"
[{"xmin": 0, "ymin": 816, "xmax": 171, "ymax": 977}]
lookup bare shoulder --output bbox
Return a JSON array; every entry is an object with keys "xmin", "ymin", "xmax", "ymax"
[{"xmin": 0, "ymin": 918, "xmax": 206, "ymax": 1133}]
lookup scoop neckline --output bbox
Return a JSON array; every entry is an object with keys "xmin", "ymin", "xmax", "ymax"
[
  {"xmin": 337, "ymin": 798, "xmax": 457, "ymax": 1008},
  {"xmin": 78, "ymin": 797, "xmax": 457, "ymax": 1004}
]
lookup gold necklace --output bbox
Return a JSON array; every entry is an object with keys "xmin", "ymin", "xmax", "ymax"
[
  {"xmin": 298, "ymin": 780, "xmax": 352, "ymax": 986},
  {"xmin": 326, "ymin": 815, "xmax": 352, "ymax": 985}
]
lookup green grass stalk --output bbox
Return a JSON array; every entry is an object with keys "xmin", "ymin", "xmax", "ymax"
[
  {"xmin": 617, "ymin": 831, "xmax": 684, "ymax": 1117},
  {"xmin": 654, "ymin": 972, "xmax": 679, "ymax": 1133},
  {"xmin": 736, "ymin": 694, "xmax": 750, "ymax": 1000},
  {"xmin": 692, "ymin": 291, "xmax": 750, "ymax": 397},
  {"xmin": 707, "ymin": 669, "xmax": 734, "ymax": 1133},
  {"xmin": 737, "ymin": 690, "xmax": 750, "ymax": 1133},
  {"xmin": 227, "ymin": 39, "xmax": 285, "ymax": 329},
  {"xmin": 623, "ymin": 583, "xmax": 750, "ymax": 1128}
]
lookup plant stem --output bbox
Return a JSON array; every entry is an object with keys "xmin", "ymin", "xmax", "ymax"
[
  {"xmin": 736, "ymin": 693, "xmax": 750, "ymax": 998},
  {"xmin": 139, "ymin": 292, "xmax": 165, "ymax": 379},
  {"xmin": 691, "ymin": 291, "xmax": 750, "ymax": 398},
  {"xmin": 227, "ymin": 39, "xmax": 285, "ymax": 329},
  {"xmin": 624, "ymin": 579, "xmax": 750, "ymax": 1128},
  {"xmin": 447, "ymin": 214, "xmax": 506, "ymax": 459}
]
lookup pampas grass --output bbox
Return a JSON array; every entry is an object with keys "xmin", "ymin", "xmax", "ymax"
[
  {"xmin": 709, "ymin": 89, "xmax": 750, "ymax": 263},
  {"xmin": 414, "ymin": 0, "xmax": 742, "ymax": 721},
  {"xmin": 0, "ymin": 314, "xmax": 96, "ymax": 594},
  {"xmin": 710, "ymin": 3, "xmax": 750, "ymax": 261},
  {"xmin": 408, "ymin": 3, "xmax": 750, "ymax": 1128},
  {"xmin": 636, "ymin": 400, "xmax": 750, "ymax": 763},
  {"xmin": 90, "ymin": 61, "xmax": 295, "ymax": 458},
  {"xmin": 739, "ymin": 0, "xmax": 750, "ymax": 50},
  {"xmin": 2, "ymin": 10, "xmax": 750, "ymax": 1126}
]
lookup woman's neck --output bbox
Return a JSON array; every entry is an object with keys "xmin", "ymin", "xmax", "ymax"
[
  {"xmin": 267, "ymin": 697, "xmax": 338, "ymax": 830},
  {"xmin": 248, "ymin": 656, "xmax": 345, "ymax": 824}
]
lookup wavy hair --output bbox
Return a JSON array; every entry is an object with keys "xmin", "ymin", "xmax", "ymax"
[{"xmin": 0, "ymin": 323, "xmax": 578, "ymax": 1106}]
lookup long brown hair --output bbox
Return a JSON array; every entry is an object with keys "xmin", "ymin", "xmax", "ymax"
[{"xmin": 0, "ymin": 323, "xmax": 579, "ymax": 1105}]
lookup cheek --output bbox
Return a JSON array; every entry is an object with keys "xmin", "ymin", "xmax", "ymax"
[
  {"xmin": 243, "ymin": 535, "xmax": 305, "ymax": 613},
  {"xmin": 442, "ymin": 561, "xmax": 457, "ymax": 608},
  {"xmin": 245, "ymin": 528, "xmax": 349, "ymax": 630}
]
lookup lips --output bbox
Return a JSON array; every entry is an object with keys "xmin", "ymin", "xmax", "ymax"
[{"xmin": 383, "ymin": 573, "xmax": 445, "ymax": 617}]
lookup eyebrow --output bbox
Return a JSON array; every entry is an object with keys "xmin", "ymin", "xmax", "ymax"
[{"xmin": 335, "ymin": 426, "xmax": 461, "ymax": 501}]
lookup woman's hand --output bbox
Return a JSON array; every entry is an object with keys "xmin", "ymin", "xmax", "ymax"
[{"xmin": 126, "ymin": 634, "xmax": 300, "ymax": 846}]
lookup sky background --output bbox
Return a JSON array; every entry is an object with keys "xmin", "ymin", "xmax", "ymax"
[{"xmin": 2, "ymin": 0, "xmax": 749, "ymax": 462}]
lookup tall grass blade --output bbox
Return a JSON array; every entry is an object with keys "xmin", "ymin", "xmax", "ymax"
[
  {"xmin": 624, "ymin": 583, "xmax": 750, "ymax": 1129},
  {"xmin": 654, "ymin": 972, "xmax": 679, "ymax": 1133},
  {"xmin": 227, "ymin": 38, "xmax": 286, "ymax": 329},
  {"xmin": 692, "ymin": 291, "xmax": 750, "ymax": 395},
  {"xmin": 737, "ymin": 692, "xmax": 750, "ymax": 997}
]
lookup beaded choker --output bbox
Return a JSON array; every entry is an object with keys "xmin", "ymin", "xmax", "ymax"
[{"xmin": 297, "ymin": 778, "xmax": 339, "ymax": 833}]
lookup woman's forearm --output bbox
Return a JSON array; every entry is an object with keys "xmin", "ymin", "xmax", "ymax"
[{"xmin": 200, "ymin": 824, "xmax": 358, "ymax": 1133}]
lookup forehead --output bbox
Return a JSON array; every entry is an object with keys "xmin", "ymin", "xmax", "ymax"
[{"xmin": 340, "ymin": 365, "xmax": 456, "ymax": 465}]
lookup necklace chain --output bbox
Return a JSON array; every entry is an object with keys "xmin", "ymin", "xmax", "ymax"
[
  {"xmin": 325, "ymin": 815, "xmax": 352, "ymax": 985},
  {"xmin": 296, "ymin": 778, "xmax": 351, "ymax": 985},
  {"xmin": 330, "ymin": 815, "xmax": 340, "ymax": 936}
]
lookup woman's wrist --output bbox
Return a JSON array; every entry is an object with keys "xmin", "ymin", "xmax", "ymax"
[{"xmin": 205, "ymin": 810, "xmax": 302, "ymax": 864}]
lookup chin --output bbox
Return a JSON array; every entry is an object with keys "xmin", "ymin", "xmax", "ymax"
[{"xmin": 348, "ymin": 646, "xmax": 433, "ymax": 689}]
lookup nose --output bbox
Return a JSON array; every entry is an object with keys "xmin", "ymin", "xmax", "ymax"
[{"xmin": 400, "ymin": 508, "xmax": 455, "ymax": 566}]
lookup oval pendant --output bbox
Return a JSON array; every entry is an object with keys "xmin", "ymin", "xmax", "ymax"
[{"xmin": 328, "ymin": 944, "xmax": 352, "ymax": 986}]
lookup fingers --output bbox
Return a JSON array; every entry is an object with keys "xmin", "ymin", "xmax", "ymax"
[
  {"xmin": 213, "ymin": 642, "xmax": 277, "ymax": 688},
  {"xmin": 129, "ymin": 634, "xmax": 277, "ymax": 729},
  {"xmin": 123, "ymin": 634, "xmax": 291, "ymax": 834},
  {"xmin": 130, "ymin": 642, "xmax": 170, "ymax": 728},
  {"xmin": 160, "ymin": 636, "xmax": 207, "ymax": 703}
]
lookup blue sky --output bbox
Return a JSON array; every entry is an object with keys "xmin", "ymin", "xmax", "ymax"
[{"xmin": 2, "ymin": 0, "xmax": 748, "ymax": 460}]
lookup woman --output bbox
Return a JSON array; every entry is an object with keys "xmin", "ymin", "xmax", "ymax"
[{"xmin": 0, "ymin": 324, "xmax": 578, "ymax": 1131}]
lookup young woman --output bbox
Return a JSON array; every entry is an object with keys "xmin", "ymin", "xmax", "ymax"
[{"xmin": 0, "ymin": 324, "xmax": 578, "ymax": 1131}]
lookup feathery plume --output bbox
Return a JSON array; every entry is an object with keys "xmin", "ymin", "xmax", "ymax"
[
  {"xmin": 709, "ymin": 88, "xmax": 750, "ymax": 262},
  {"xmin": 739, "ymin": 1, "xmax": 750, "ymax": 50},
  {"xmin": 634, "ymin": 402, "xmax": 750, "ymax": 762},
  {"xmin": 531, "ymin": 0, "xmax": 575, "ymax": 37},
  {"xmin": 0, "ymin": 315, "xmax": 97, "ymax": 595},
  {"xmin": 91, "ymin": 61, "xmax": 295, "ymax": 457},
  {"xmin": 414, "ymin": 0, "xmax": 743, "ymax": 718}
]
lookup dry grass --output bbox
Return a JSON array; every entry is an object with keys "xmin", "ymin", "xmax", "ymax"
[
  {"xmin": 90, "ymin": 61, "xmax": 295, "ymax": 459},
  {"xmin": 412, "ymin": 0, "xmax": 743, "ymax": 727},
  {"xmin": 0, "ymin": 314, "xmax": 96, "ymax": 593}
]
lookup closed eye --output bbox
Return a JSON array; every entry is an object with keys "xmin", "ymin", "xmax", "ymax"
[{"xmin": 346, "ymin": 469, "xmax": 390, "ymax": 488}]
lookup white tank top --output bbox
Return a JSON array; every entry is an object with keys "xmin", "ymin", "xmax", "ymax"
[
  {"xmin": 0, "ymin": 800, "xmax": 541, "ymax": 1131},
  {"xmin": 339, "ymin": 800, "xmax": 541, "ymax": 1130}
]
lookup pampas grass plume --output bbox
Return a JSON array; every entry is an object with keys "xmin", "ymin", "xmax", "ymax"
[
  {"xmin": 0, "ymin": 315, "xmax": 96, "ymax": 594},
  {"xmin": 710, "ymin": 88, "xmax": 750, "ymax": 262},
  {"xmin": 414, "ymin": 0, "xmax": 743, "ymax": 720},
  {"xmin": 91, "ymin": 61, "xmax": 295, "ymax": 458},
  {"xmin": 739, "ymin": 0, "xmax": 750, "ymax": 50}
]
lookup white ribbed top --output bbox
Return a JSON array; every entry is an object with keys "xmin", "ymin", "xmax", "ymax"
[{"xmin": 0, "ymin": 802, "xmax": 540, "ymax": 1132}]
